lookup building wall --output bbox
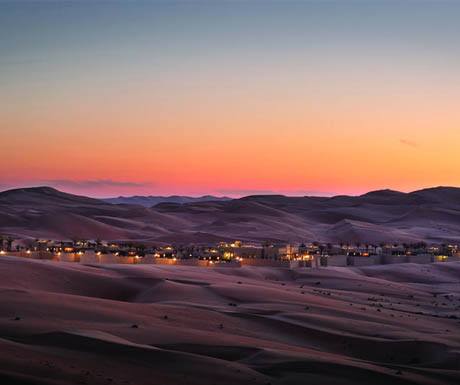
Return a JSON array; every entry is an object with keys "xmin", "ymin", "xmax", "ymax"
[
  {"xmin": 407, "ymin": 254, "xmax": 432, "ymax": 264},
  {"xmin": 214, "ymin": 260, "xmax": 241, "ymax": 268},
  {"xmin": 382, "ymin": 255, "xmax": 408, "ymax": 264},
  {"xmin": 240, "ymin": 258, "xmax": 291, "ymax": 267},
  {"xmin": 432, "ymin": 255, "xmax": 460, "ymax": 263},
  {"xmin": 261, "ymin": 247, "xmax": 281, "ymax": 259},
  {"xmin": 178, "ymin": 259, "xmax": 214, "ymax": 267},
  {"xmin": 138, "ymin": 255, "xmax": 155, "ymax": 264},
  {"xmin": 80, "ymin": 251, "xmax": 100, "ymax": 264},
  {"xmin": 152, "ymin": 258, "xmax": 223, "ymax": 267},
  {"xmin": 233, "ymin": 247, "xmax": 262, "ymax": 258},
  {"xmin": 29, "ymin": 251, "xmax": 42, "ymax": 259},
  {"xmin": 40, "ymin": 251, "xmax": 55, "ymax": 260},
  {"xmin": 4, "ymin": 251, "xmax": 21, "ymax": 258},
  {"xmin": 289, "ymin": 260, "xmax": 302, "ymax": 268},
  {"xmin": 59, "ymin": 253, "xmax": 77, "ymax": 262},
  {"xmin": 117, "ymin": 256, "xmax": 136, "ymax": 264},
  {"xmin": 323, "ymin": 255, "xmax": 348, "ymax": 267},
  {"xmin": 348, "ymin": 255, "xmax": 380, "ymax": 266},
  {"xmin": 154, "ymin": 257, "xmax": 178, "ymax": 265},
  {"xmin": 99, "ymin": 254, "xmax": 118, "ymax": 264}
]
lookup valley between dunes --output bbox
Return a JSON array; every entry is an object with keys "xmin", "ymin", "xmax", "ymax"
[
  {"xmin": 0, "ymin": 256, "xmax": 459, "ymax": 385},
  {"xmin": 4, "ymin": 186, "xmax": 460, "ymax": 243}
]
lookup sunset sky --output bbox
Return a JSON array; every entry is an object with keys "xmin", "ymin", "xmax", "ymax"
[{"xmin": 1, "ymin": 0, "xmax": 460, "ymax": 197}]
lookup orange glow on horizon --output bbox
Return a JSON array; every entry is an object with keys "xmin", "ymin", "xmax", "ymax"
[{"xmin": 1, "ymin": 2, "xmax": 459, "ymax": 197}]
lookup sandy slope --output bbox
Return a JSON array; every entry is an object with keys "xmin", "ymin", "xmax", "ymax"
[
  {"xmin": 4, "ymin": 186, "xmax": 460, "ymax": 242},
  {"xmin": 0, "ymin": 256, "xmax": 459, "ymax": 385}
]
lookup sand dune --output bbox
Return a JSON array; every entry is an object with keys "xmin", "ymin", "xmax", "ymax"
[
  {"xmin": 0, "ymin": 256, "xmax": 459, "ymax": 384},
  {"xmin": 103, "ymin": 195, "xmax": 231, "ymax": 207},
  {"xmin": 3, "ymin": 186, "xmax": 460, "ymax": 242}
]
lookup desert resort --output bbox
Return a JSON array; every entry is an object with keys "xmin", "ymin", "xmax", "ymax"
[{"xmin": 1, "ymin": 237, "xmax": 459, "ymax": 268}]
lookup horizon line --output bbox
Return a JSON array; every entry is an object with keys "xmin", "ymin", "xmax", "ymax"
[{"xmin": 1, "ymin": 184, "xmax": 459, "ymax": 200}]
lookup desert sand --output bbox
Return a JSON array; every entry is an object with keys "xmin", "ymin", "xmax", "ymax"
[
  {"xmin": 3, "ymin": 186, "xmax": 460, "ymax": 243},
  {"xmin": 1, "ymin": 256, "xmax": 459, "ymax": 385}
]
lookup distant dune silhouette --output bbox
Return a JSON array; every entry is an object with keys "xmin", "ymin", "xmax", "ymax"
[
  {"xmin": 1, "ymin": 186, "xmax": 460, "ymax": 243},
  {"xmin": 103, "ymin": 195, "xmax": 231, "ymax": 207}
]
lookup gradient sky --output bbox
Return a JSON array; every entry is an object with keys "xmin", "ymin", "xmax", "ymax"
[{"xmin": 1, "ymin": 0, "xmax": 460, "ymax": 197}]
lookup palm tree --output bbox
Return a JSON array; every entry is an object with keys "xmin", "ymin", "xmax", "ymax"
[
  {"xmin": 71, "ymin": 237, "xmax": 80, "ymax": 248},
  {"xmin": 96, "ymin": 238, "xmax": 102, "ymax": 248},
  {"xmin": 318, "ymin": 244, "xmax": 325, "ymax": 255},
  {"xmin": 419, "ymin": 241, "xmax": 427, "ymax": 253},
  {"xmin": 6, "ymin": 236, "xmax": 14, "ymax": 252},
  {"xmin": 371, "ymin": 244, "xmax": 378, "ymax": 254},
  {"xmin": 136, "ymin": 244, "xmax": 146, "ymax": 255}
]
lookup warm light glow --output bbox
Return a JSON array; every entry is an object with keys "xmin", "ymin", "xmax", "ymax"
[{"xmin": 1, "ymin": 2, "xmax": 459, "ymax": 197}]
